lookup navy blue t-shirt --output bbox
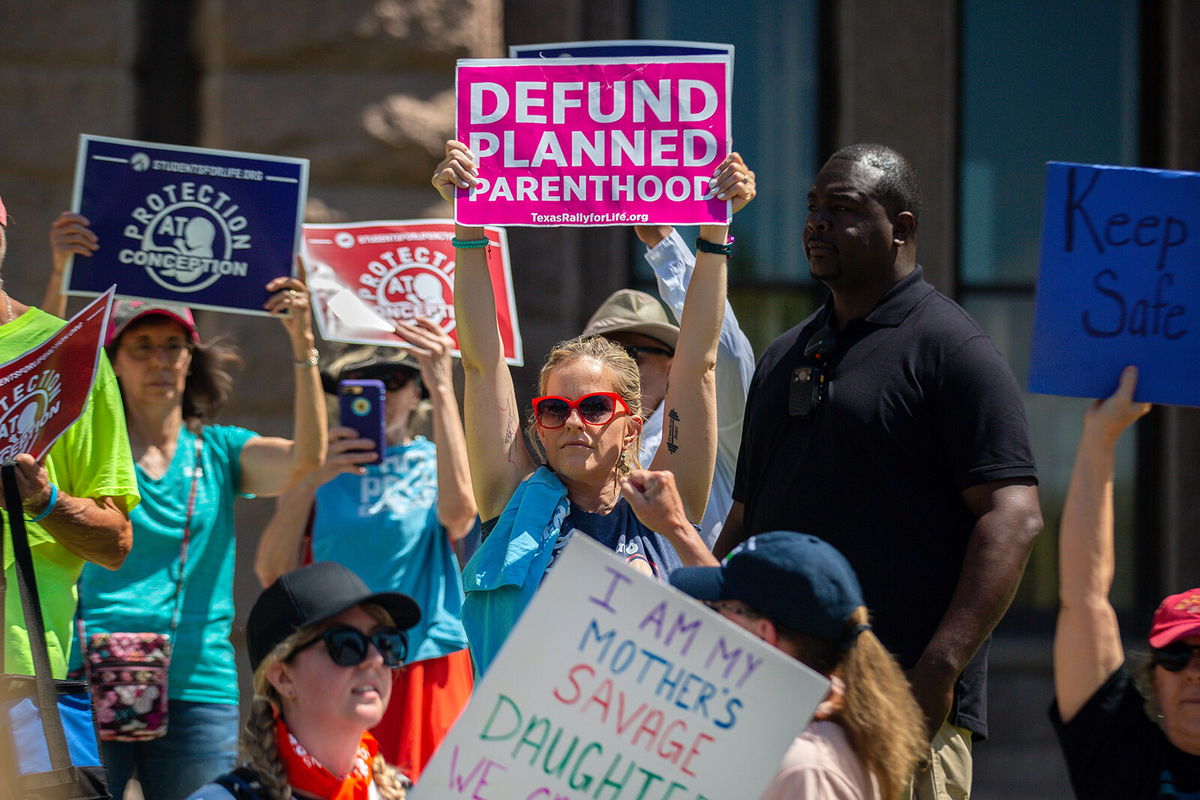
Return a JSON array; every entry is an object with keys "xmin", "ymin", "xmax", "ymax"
[
  {"xmin": 480, "ymin": 497, "xmax": 684, "ymax": 581},
  {"xmin": 553, "ymin": 498, "xmax": 683, "ymax": 580}
]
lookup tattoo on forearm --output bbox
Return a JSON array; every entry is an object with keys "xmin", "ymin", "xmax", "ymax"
[
  {"xmin": 666, "ymin": 408, "xmax": 680, "ymax": 454},
  {"xmin": 502, "ymin": 405, "xmax": 520, "ymax": 464}
]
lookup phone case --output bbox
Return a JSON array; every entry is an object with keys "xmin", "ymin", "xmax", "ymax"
[{"xmin": 338, "ymin": 379, "xmax": 386, "ymax": 465}]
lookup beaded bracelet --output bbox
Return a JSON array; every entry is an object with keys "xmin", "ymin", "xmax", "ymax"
[
  {"xmin": 451, "ymin": 237, "xmax": 490, "ymax": 249},
  {"xmin": 27, "ymin": 483, "xmax": 58, "ymax": 523}
]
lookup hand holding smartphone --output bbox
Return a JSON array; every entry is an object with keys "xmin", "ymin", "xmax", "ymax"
[{"xmin": 338, "ymin": 379, "xmax": 386, "ymax": 465}]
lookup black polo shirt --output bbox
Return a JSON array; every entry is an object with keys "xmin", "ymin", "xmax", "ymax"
[{"xmin": 733, "ymin": 267, "xmax": 1037, "ymax": 738}]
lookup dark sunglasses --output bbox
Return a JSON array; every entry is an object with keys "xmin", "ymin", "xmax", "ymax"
[
  {"xmin": 532, "ymin": 392, "xmax": 632, "ymax": 429},
  {"xmin": 344, "ymin": 369, "xmax": 415, "ymax": 393},
  {"xmin": 1151, "ymin": 643, "xmax": 1200, "ymax": 672},
  {"xmin": 622, "ymin": 344, "xmax": 674, "ymax": 362},
  {"xmin": 289, "ymin": 624, "xmax": 408, "ymax": 668}
]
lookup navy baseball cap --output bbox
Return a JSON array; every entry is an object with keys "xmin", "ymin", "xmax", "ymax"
[
  {"xmin": 670, "ymin": 531, "xmax": 864, "ymax": 644},
  {"xmin": 247, "ymin": 561, "xmax": 421, "ymax": 672}
]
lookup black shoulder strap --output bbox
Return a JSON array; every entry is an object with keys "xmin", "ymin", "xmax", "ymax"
[
  {"xmin": 0, "ymin": 460, "xmax": 73, "ymax": 770},
  {"xmin": 213, "ymin": 766, "xmax": 267, "ymax": 799}
]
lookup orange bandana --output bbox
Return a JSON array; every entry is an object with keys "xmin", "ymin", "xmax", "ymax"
[{"xmin": 276, "ymin": 718, "xmax": 379, "ymax": 800}]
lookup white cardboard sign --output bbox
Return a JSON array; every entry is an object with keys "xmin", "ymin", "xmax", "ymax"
[{"xmin": 414, "ymin": 535, "xmax": 829, "ymax": 800}]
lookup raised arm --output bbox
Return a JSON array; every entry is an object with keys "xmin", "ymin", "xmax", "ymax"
[
  {"xmin": 253, "ymin": 426, "xmax": 376, "ymax": 586},
  {"xmin": 432, "ymin": 140, "xmax": 534, "ymax": 519},
  {"xmin": 44, "ymin": 212, "xmax": 98, "ymax": 318},
  {"xmin": 1055, "ymin": 366, "xmax": 1150, "ymax": 721},
  {"xmin": 239, "ymin": 271, "xmax": 327, "ymax": 496},
  {"xmin": 647, "ymin": 153, "xmax": 751, "ymax": 520},
  {"xmin": 635, "ymin": 167, "xmax": 756, "ymax": 474},
  {"xmin": 395, "ymin": 317, "xmax": 477, "ymax": 540}
]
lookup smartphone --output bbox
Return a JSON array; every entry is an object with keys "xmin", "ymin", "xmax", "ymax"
[{"xmin": 338, "ymin": 379, "xmax": 386, "ymax": 465}]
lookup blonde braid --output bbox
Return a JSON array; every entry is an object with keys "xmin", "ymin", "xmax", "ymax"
[
  {"xmin": 241, "ymin": 603, "xmax": 404, "ymax": 799},
  {"xmin": 371, "ymin": 753, "xmax": 411, "ymax": 799},
  {"xmin": 238, "ymin": 694, "xmax": 291, "ymax": 800}
]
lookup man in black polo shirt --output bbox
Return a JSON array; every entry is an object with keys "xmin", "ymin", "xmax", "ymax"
[{"xmin": 714, "ymin": 144, "xmax": 1042, "ymax": 799}]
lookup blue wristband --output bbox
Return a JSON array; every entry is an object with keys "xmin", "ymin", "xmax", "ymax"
[{"xmin": 26, "ymin": 483, "xmax": 58, "ymax": 523}]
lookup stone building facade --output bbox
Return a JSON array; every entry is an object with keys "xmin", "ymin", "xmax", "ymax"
[{"xmin": 2, "ymin": 2, "xmax": 1199, "ymax": 798}]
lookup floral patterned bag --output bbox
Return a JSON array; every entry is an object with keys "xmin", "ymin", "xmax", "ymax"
[
  {"xmin": 77, "ymin": 439, "xmax": 202, "ymax": 743},
  {"xmin": 83, "ymin": 633, "xmax": 171, "ymax": 742}
]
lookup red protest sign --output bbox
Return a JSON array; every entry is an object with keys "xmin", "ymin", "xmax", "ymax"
[
  {"xmin": 302, "ymin": 220, "xmax": 523, "ymax": 366},
  {"xmin": 0, "ymin": 288, "xmax": 115, "ymax": 462}
]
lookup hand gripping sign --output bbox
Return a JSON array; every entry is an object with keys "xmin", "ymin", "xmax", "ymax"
[
  {"xmin": 302, "ymin": 221, "xmax": 523, "ymax": 366},
  {"xmin": 0, "ymin": 288, "xmax": 115, "ymax": 463},
  {"xmin": 413, "ymin": 535, "xmax": 828, "ymax": 800},
  {"xmin": 455, "ymin": 56, "xmax": 732, "ymax": 227},
  {"xmin": 66, "ymin": 134, "xmax": 309, "ymax": 316},
  {"xmin": 1030, "ymin": 162, "xmax": 1200, "ymax": 406}
]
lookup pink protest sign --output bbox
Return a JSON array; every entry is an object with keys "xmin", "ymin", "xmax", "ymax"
[
  {"xmin": 0, "ymin": 288, "xmax": 115, "ymax": 462},
  {"xmin": 455, "ymin": 56, "xmax": 731, "ymax": 227},
  {"xmin": 302, "ymin": 221, "xmax": 523, "ymax": 366}
]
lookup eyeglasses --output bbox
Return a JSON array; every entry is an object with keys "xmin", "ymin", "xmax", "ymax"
[
  {"xmin": 532, "ymin": 392, "xmax": 632, "ymax": 429},
  {"xmin": 288, "ymin": 624, "xmax": 408, "ymax": 668},
  {"xmin": 121, "ymin": 341, "xmax": 194, "ymax": 363},
  {"xmin": 344, "ymin": 369, "xmax": 415, "ymax": 393},
  {"xmin": 622, "ymin": 345, "xmax": 674, "ymax": 363},
  {"xmin": 788, "ymin": 320, "xmax": 837, "ymax": 418},
  {"xmin": 1151, "ymin": 643, "xmax": 1200, "ymax": 672}
]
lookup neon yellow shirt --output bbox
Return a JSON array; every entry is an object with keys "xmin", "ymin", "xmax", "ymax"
[{"xmin": 1, "ymin": 307, "xmax": 140, "ymax": 678}]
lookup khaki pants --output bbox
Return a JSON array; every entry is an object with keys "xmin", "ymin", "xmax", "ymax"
[{"xmin": 905, "ymin": 722, "xmax": 973, "ymax": 800}]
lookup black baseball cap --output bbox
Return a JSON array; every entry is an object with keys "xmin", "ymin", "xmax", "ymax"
[
  {"xmin": 247, "ymin": 561, "xmax": 421, "ymax": 672},
  {"xmin": 670, "ymin": 531, "xmax": 864, "ymax": 644}
]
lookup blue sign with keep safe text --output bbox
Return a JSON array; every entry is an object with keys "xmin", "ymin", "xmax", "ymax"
[
  {"xmin": 66, "ymin": 134, "xmax": 309, "ymax": 316},
  {"xmin": 1030, "ymin": 161, "xmax": 1200, "ymax": 406}
]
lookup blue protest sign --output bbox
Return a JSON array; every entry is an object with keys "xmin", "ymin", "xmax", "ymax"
[
  {"xmin": 65, "ymin": 134, "xmax": 309, "ymax": 316},
  {"xmin": 1030, "ymin": 162, "xmax": 1200, "ymax": 406}
]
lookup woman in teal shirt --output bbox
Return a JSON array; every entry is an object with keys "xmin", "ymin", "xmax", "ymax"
[{"xmin": 49, "ymin": 235, "xmax": 327, "ymax": 800}]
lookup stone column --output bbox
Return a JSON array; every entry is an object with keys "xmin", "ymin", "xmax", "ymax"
[
  {"xmin": 830, "ymin": 0, "xmax": 958, "ymax": 294},
  {"xmin": 0, "ymin": 1, "xmax": 138, "ymax": 301}
]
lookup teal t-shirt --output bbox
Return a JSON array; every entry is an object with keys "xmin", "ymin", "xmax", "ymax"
[
  {"xmin": 76, "ymin": 424, "xmax": 256, "ymax": 705},
  {"xmin": 311, "ymin": 437, "xmax": 468, "ymax": 663}
]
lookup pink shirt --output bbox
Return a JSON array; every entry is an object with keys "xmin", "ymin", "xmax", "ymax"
[{"xmin": 760, "ymin": 721, "xmax": 880, "ymax": 800}]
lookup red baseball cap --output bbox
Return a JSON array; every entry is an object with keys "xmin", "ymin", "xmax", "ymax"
[
  {"xmin": 1149, "ymin": 589, "xmax": 1200, "ymax": 647},
  {"xmin": 106, "ymin": 299, "xmax": 200, "ymax": 346}
]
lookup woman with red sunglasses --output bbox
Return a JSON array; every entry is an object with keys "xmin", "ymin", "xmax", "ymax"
[
  {"xmin": 1052, "ymin": 366, "xmax": 1200, "ymax": 799},
  {"xmin": 431, "ymin": 140, "xmax": 754, "ymax": 675}
]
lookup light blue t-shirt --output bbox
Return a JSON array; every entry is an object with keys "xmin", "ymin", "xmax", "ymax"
[
  {"xmin": 76, "ymin": 424, "xmax": 256, "ymax": 705},
  {"xmin": 311, "ymin": 437, "xmax": 468, "ymax": 663}
]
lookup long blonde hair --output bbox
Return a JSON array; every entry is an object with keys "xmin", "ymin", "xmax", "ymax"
[
  {"xmin": 527, "ymin": 336, "xmax": 644, "ymax": 474},
  {"xmin": 784, "ymin": 608, "xmax": 927, "ymax": 800},
  {"xmin": 239, "ymin": 605, "xmax": 410, "ymax": 799}
]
